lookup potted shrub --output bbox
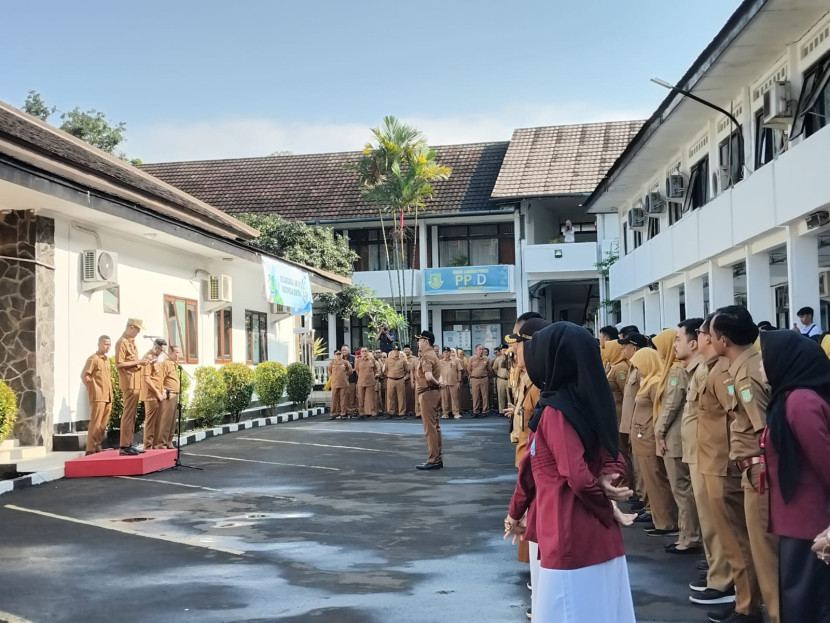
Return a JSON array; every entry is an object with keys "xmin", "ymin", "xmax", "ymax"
[
  {"xmin": 285, "ymin": 362, "xmax": 314, "ymax": 406},
  {"xmin": 0, "ymin": 379, "xmax": 17, "ymax": 443},
  {"xmin": 221, "ymin": 362, "xmax": 254, "ymax": 423},
  {"xmin": 190, "ymin": 366, "xmax": 227, "ymax": 428},
  {"xmin": 254, "ymin": 361, "xmax": 287, "ymax": 416}
]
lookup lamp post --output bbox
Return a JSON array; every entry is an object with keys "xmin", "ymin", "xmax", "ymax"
[{"xmin": 651, "ymin": 77, "xmax": 747, "ymax": 175}]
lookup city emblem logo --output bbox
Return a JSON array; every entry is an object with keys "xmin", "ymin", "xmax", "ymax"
[
  {"xmin": 727, "ymin": 384, "xmax": 735, "ymax": 397},
  {"xmin": 740, "ymin": 387, "xmax": 752, "ymax": 403},
  {"xmin": 427, "ymin": 272, "xmax": 444, "ymax": 289}
]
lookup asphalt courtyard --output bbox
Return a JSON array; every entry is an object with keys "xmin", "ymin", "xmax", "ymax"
[{"xmin": 0, "ymin": 416, "xmax": 708, "ymax": 623}]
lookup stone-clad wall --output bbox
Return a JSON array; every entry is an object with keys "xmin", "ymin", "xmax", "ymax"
[{"xmin": 0, "ymin": 210, "xmax": 55, "ymax": 447}]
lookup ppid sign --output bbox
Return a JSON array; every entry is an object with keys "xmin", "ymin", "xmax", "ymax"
[{"xmin": 423, "ymin": 265, "xmax": 510, "ymax": 295}]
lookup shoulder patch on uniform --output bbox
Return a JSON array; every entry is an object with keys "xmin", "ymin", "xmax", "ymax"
[
  {"xmin": 619, "ymin": 372, "xmax": 626, "ymax": 379},
  {"xmin": 740, "ymin": 387, "xmax": 752, "ymax": 403},
  {"xmin": 670, "ymin": 377, "xmax": 678, "ymax": 387},
  {"xmin": 727, "ymin": 384, "xmax": 735, "ymax": 397}
]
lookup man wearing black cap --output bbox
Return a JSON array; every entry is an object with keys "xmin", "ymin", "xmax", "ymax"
[
  {"xmin": 414, "ymin": 330, "xmax": 445, "ymax": 470},
  {"xmin": 619, "ymin": 333, "xmax": 651, "ymax": 520}
]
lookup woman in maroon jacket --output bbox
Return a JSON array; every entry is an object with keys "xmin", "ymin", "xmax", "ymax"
[
  {"xmin": 506, "ymin": 322, "xmax": 635, "ymax": 623},
  {"xmin": 759, "ymin": 330, "xmax": 830, "ymax": 623}
]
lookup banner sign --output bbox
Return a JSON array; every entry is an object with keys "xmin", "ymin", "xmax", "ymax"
[
  {"xmin": 262, "ymin": 257, "xmax": 312, "ymax": 315},
  {"xmin": 423, "ymin": 265, "xmax": 510, "ymax": 295}
]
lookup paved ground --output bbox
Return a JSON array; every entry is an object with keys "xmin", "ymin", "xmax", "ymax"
[{"xmin": 0, "ymin": 416, "xmax": 710, "ymax": 623}]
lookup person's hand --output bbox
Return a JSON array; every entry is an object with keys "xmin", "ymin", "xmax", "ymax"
[
  {"xmin": 613, "ymin": 502, "xmax": 637, "ymax": 527},
  {"xmin": 656, "ymin": 438, "xmax": 668, "ymax": 456},
  {"xmin": 503, "ymin": 515, "xmax": 526, "ymax": 544},
  {"xmin": 812, "ymin": 527, "xmax": 830, "ymax": 564},
  {"xmin": 793, "ymin": 324, "xmax": 800, "ymax": 332},
  {"xmin": 598, "ymin": 473, "xmax": 633, "ymax": 502},
  {"xmin": 504, "ymin": 402, "xmax": 515, "ymax": 419}
]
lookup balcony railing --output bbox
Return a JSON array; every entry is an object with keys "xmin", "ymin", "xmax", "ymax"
[{"xmin": 523, "ymin": 241, "xmax": 599, "ymax": 278}]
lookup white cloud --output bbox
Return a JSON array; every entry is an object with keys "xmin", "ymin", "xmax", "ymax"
[{"xmin": 128, "ymin": 102, "xmax": 648, "ymax": 163}]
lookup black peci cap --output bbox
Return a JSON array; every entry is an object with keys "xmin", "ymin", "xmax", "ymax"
[
  {"xmin": 415, "ymin": 330, "xmax": 436, "ymax": 345},
  {"xmin": 618, "ymin": 333, "xmax": 649, "ymax": 349}
]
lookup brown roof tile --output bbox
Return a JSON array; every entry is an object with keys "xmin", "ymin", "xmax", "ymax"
[
  {"xmin": 491, "ymin": 121, "xmax": 644, "ymax": 199},
  {"xmin": 140, "ymin": 142, "xmax": 510, "ymax": 222}
]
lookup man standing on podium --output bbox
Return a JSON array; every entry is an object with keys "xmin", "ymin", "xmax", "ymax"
[{"xmin": 115, "ymin": 318, "xmax": 147, "ymax": 456}]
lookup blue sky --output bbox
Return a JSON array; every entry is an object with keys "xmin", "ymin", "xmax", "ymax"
[{"xmin": 1, "ymin": 0, "xmax": 741, "ymax": 162}]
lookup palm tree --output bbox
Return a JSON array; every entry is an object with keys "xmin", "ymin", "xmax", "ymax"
[{"xmin": 349, "ymin": 116, "xmax": 451, "ymax": 347}]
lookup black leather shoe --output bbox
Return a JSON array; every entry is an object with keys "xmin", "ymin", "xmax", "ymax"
[
  {"xmin": 630, "ymin": 500, "xmax": 645, "ymax": 512},
  {"xmin": 415, "ymin": 461, "xmax": 444, "ymax": 470},
  {"xmin": 119, "ymin": 446, "xmax": 139, "ymax": 456},
  {"xmin": 666, "ymin": 543, "xmax": 702, "ymax": 555},
  {"xmin": 634, "ymin": 510, "xmax": 652, "ymax": 523},
  {"xmin": 697, "ymin": 559, "xmax": 710, "ymax": 571}
]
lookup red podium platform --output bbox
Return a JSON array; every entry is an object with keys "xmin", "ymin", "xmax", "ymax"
[{"xmin": 65, "ymin": 449, "xmax": 176, "ymax": 478}]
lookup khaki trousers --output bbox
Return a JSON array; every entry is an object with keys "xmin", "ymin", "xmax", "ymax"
[
  {"xmin": 143, "ymin": 398, "xmax": 161, "ymax": 449},
  {"xmin": 743, "ymin": 464, "xmax": 780, "ymax": 623},
  {"xmin": 375, "ymin": 380, "xmax": 384, "ymax": 414},
  {"xmin": 157, "ymin": 396, "xmax": 178, "ymax": 449},
  {"xmin": 634, "ymin": 453, "xmax": 677, "ymax": 529},
  {"xmin": 496, "ymin": 378, "xmax": 510, "ymax": 413},
  {"xmin": 663, "ymin": 457, "xmax": 701, "ymax": 548},
  {"xmin": 418, "ymin": 388, "xmax": 442, "ymax": 463},
  {"xmin": 330, "ymin": 386, "xmax": 347, "ymax": 416},
  {"xmin": 358, "ymin": 385, "xmax": 377, "ymax": 415},
  {"xmin": 119, "ymin": 389, "xmax": 140, "ymax": 447},
  {"xmin": 386, "ymin": 379, "xmax": 405, "ymax": 415},
  {"xmin": 86, "ymin": 401, "xmax": 112, "ymax": 453},
  {"xmin": 440, "ymin": 384, "xmax": 459, "ymax": 416},
  {"xmin": 345, "ymin": 383, "xmax": 358, "ymax": 413},
  {"xmin": 471, "ymin": 377, "xmax": 489, "ymax": 413},
  {"xmin": 703, "ymin": 471, "xmax": 762, "ymax": 616},
  {"xmin": 690, "ymin": 466, "xmax": 732, "ymax": 592},
  {"xmin": 404, "ymin": 379, "xmax": 415, "ymax": 414}
]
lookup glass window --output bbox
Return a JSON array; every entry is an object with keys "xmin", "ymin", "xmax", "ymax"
[
  {"xmin": 437, "ymin": 224, "xmax": 513, "ymax": 267},
  {"xmin": 647, "ymin": 216, "xmax": 660, "ymax": 240},
  {"xmin": 164, "ymin": 295, "xmax": 199, "ymax": 363},
  {"xmin": 718, "ymin": 130, "xmax": 743, "ymax": 190},
  {"xmin": 349, "ymin": 227, "xmax": 418, "ymax": 272},
  {"xmin": 684, "ymin": 156, "xmax": 709, "ymax": 213},
  {"xmin": 214, "ymin": 308, "xmax": 232, "ymax": 363},
  {"xmin": 753, "ymin": 109, "xmax": 782, "ymax": 169},
  {"xmin": 633, "ymin": 230, "xmax": 643, "ymax": 249},
  {"xmin": 622, "ymin": 223, "xmax": 629, "ymax": 255},
  {"xmin": 792, "ymin": 52, "xmax": 830, "ymax": 139},
  {"xmin": 245, "ymin": 310, "xmax": 268, "ymax": 364}
]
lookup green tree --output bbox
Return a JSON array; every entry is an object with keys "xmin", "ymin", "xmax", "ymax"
[
  {"xmin": 235, "ymin": 213, "xmax": 357, "ymax": 277},
  {"xmin": 23, "ymin": 90, "xmax": 55, "ymax": 121},
  {"xmin": 348, "ymin": 116, "xmax": 451, "ymax": 346},
  {"xmin": 315, "ymin": 284, "xmax": 404, "ymax": 345}
]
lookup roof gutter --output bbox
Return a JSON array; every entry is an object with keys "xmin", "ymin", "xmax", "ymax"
[
  {"xmin": 305, "ymin": 206, "xmax": 517, "ymax": 225},
  {"xmin": 582, "ymin": 0, "xmax": 767, "ymax": 213}
]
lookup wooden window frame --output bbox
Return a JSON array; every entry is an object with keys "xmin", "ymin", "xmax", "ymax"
[
  {"xmin": 245, "ymin": 310, "xmax": 268, "ymax": 365},
  {"xmin": 214, "ymin": 307, "xmax": 233, "ymax": 364},
  {"xmin": 163, "ymin": 295, "xmax": 199, "ymax": 364}
]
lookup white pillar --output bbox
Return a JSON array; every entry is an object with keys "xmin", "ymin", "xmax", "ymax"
[
  {"xmin": 745, "ymin": 248, "xmax": 773, "ymax": 323},
  {"xmin": 420, "ymin": 297, "xmax": 429, "ymax": 332},
  {"xmin": 661, "ymin": 285, "xmax": 681, "ymax": 329},
  {"xmin": 420, "ymin": 220, "xmax": 430, "ymax": 269},
  {"xmin": 327, "ymin": 313, "xmax": 338, "ymax": 357},
  {"xmin": 432, "ymin": 307, "xmax": 442, "ymax": 343},
  {"xmin": 644, "ymin": 290, "xmax": 661, "ymax": 334},
  {"xmin": 620, "ymin": 298, "xmax": 632, "ymax": 327},
  {"xmin": 786, "ymin": 226, "xmax": 820, "ymax": 326},
  {"xmin": 514, "ymin": 209, "xmax": 525, "ymax": 317},
  {"xmin": 708, "ymin": 261, "xmax": 734, "ymax": 311},
  {"xmin": 629, "ymin": 296, "xmax": 646, "ymax": 332},
  {"xmin": 685, "ymin": 276, "xmax": 705, "ymax": 319}
]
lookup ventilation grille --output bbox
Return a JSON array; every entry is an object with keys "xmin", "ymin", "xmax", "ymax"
[
  {"xmin": 801, "ymin": 22, "xmax": 830, "ymax": 60},
  {"xmin": 717, "ymin": 104, "xmax": 744, "ymax": 134},
  {"xmin": 689, "ymin": 134, "xmax": 709, "ymax": 160}
]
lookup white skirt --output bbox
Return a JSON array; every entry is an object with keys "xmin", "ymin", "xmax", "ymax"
[{"xmin": 534, "ymin": 555, "xmax": 636, "ymax": 623}]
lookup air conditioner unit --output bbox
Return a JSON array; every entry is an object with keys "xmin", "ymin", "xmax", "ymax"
[
  {"xmin": 763, "ymin": 81, "xmax": 792, "ymax": 128},
  {"xmin": 270, "ymin": 302, "xmax": 290, "ymax": 315},
  {"xmin": 820, "ymin": 270, "xmax": 830, "ymax": 298},
  {"xmin": 81, "ymin": 249, "xmax": 118, "ymax": 288},
  {"xmin": 627, "ymin": 207, "xmax": 646, "ymax": 230},
  {"xmin": 644, "ymin": 191, "xmax": 665, "ymax": 215},
  {"xmin": 665, "ymin": 173, "xmax": 686, "ymax": 201},
  {"xmin": 205, "ymin": 274, "xmax": 232, "ymax": 303}
]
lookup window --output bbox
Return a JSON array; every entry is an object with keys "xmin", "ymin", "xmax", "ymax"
[
  {"xmin": 245, "ymin": 310, "xmax": 268, "ymax": 364},
  {"xmin": 754, "ymin": 109, "xmax": 782, "ymax": 169},
  {"xmin": 718, "ymin": 130, "xmax": 743, "ymax": 189},
  {"xmin": 647, "ymin": 216, "xmax": 660, "ymax": 240},
  {"xmin": 164, "ymin": 295, "xmax": 198, "ymax": 363},
  {"xmin": 214, "ymin": 308, "xmax": 232, "ymax": 363},
  {"xmin": 792, "ymin": 51, "xmax": 830, "ymax": 139},
  {"xmin": 633, "ymin": 230, "xmax": 643, "ymax": 249},
  {"xmin": 622, "ymin": 223, "xmax": 629, "ymax": 255},
  {"xmin": 437, "ymin": 223, "xmax": 514, "ymax": 267},
  {"xmin": 348, "ymin": 228, "xmax": 420, "ymax": 272},
  {"xmin": 683, "ymin": 156, "xmax": 709, "ymax": 213},
  {"xmin": 668, "ymin": 199, "xmax": 683, "ymax": 225}
]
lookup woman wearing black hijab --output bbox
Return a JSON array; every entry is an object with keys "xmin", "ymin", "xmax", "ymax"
[
  {"xmin": 506, "ymin": 322, "xmax": 635, "ymax": 623},
  {"xmin": 760, "ymin": 330, "xmax": 830, "ymax": 623}
]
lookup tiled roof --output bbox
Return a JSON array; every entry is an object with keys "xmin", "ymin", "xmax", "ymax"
[
  {"xmin": 0, "ymin": 100, "xmax": 257, "ymax": 240},
  {"xmin": 140, "ymin": 142, "xmax": 510, "ymax": 222},
  {"xmin": 491, "ymin": 121, "xmax": 644, "ymax": 199}
]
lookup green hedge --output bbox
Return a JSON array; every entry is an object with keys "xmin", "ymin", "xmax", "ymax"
[
  {"xmin": 221, "ymin": 362, "xmax": 254, "ymax": 423},
  {"xmin": 190, "ymin": 366, "xmax": 227, "ymax": 428},
  {"xmin": 254, "ymin": 361, "xmax": 287, "ymax": 411},
  {"xmin": 0, "ymin": 380, "xmax": 17, "ymax": 443},
  {"xmin": 285, "ymin": 362, "xmax": 314, "ymax": 405}
]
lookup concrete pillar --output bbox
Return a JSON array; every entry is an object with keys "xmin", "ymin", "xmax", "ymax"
[
  {"xmin": 685, "ymin": 276, "xmax": 705, "ymax": 319},
  {"xmin": 708, "ymin": 261, "xmax": 735, "ymax": 311},
  {"xmin": 786, "ymin": 226, "xmax": 820, "ymax": 326},
  {"xmin": 432, "ymin": 307, "xmax": 442, "ymax": 344},
  {"xmin": 745, "ymin": 248, "xmax": 773, "ymax": 323},
  {"xmin": 644, "ymin": 290, "xmax": 661, "ymax": 334},
  {"xmin": 419, "ymin": 220, "xmax": 430, "ymax": 269},
  {"xmin": 514, "ymin": 209, "xmax": 525, "ymax": 317},
  {"xmin": 629, "ymin": 296, "xmax": 646, "ymax": 332},
  {"xmin": 620, "ymin": 298, "xmax": 632, "ymax": 327},
  {"xmin": 661, "ymin": 285, "xmax": 681, "ymax": 330},
  {"xmin": 327, "ymin": 313, "xmax": 338, "ymax": 357},
  {"xmin": 420, "ymin": 298, "xmax": 429, "ymax": 332},
  {"xmin": 343, "ymin": 315, "xmax": 352, "ymax": 350}
]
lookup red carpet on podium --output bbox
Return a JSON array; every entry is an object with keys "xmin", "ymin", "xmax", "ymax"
[{"xmin": 65, "ymin": 449, "xmax": 176, "ymax": 478}]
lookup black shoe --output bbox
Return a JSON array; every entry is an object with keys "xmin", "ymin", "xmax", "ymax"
[
  {"xmin": 689, "ymin": 586, "xmax": 736, "ymax": 605},
  {"xmin": 629, "ymin": 500, "xmax": 645, "ymax": 512},
  {"xmin": 707, "ymin": 605, "xmax": 736, "ymax": 622},
  {"xmin": 525, "ymin": 607, "xmax": 531, "ymax": 620},
  {"xmin": 666, "ymin": 543, "xmax": 703, "ymax": 555},
  {"xmin": 689, "ymin": 577, "xmax": 707, "ymax": 592},
  {"xmin": 697, "ymin": 559, "xmax": 710, "ymax": 571},
  {"xmin": 717, "ymin": 612, "xmax": 761, "ymax": 623},
  {"xmin": 644, "ymin": 527, "xmax": 679, "ymax": 537},
  {"xmin": 415, "ymin": 460, "xmax": 444, "ymax": 470},
  {"xmin": 634, "ymin": 511, "xmax": 652, "ymax": 523},
  {"xmin": 328, "ymin": 415, "xmax": 337, "ymax": 420},
  {"xmin": 119, "ymin": 446, "xmax": 140, "ymax": 456}
]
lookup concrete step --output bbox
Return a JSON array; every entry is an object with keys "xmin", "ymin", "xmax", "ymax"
[
  {"xmin": 0, "ymin": 439, "xmax": 20, "ymax": 451},
  {"xmin": 13, "ymin": 451, "xmax": 84, "ymax": 474},
  {"xmin": 0, "ymin": 446, "xmax": 48, "ymax": 462},
  {"xmin": 53, "ymin": 432, "xmax": 87, "ymax": 453}
]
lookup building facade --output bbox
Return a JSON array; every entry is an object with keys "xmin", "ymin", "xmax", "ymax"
[{"xmin": 585, "ymin": 0, "xmax": 830, "ymax": 333}]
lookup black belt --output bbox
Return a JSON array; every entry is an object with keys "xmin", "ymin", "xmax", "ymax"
[
  {"xmin": 388, "ymin": 377, "xmax": 404, "ymax": 380},
  {"xmin": 472, "ymin": 376, "xmax": 488, "ymax": 379},
  {"xmin": 417, "ymin": 386, "xmax": 440, "ymax": 394}
]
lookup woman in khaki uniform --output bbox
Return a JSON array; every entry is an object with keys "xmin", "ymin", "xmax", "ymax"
[
  {"xmin": 630, "ymin": 347, "xmax": 678, "ymax": 535},
  {"xmin": 604, "ymin": 340, "xmax": 629, "ymax": 427}
]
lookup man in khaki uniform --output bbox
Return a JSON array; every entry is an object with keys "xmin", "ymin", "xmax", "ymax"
[
  {"xmin": 439, "ymin": 347, "xmax": 462, "ymax": 419},
  {"xmin": 414, "ymin": 331, "xmax": 444, "ymax": 470},
  {"xmin": 710, "ymin": 306, "xmax": 779, "ymax": 623},
  {"xmin": 328, "ymin": 351, "xmax": 352, "ymax": 420},
  {"xmin": 140, "ymin": 339, "xmax": 167, "ymax": 450},
  {"xmin": 468, "ymin": 344, "xmax": 491, "ymax": 417},
  {"xmin": 375, "ymin": 351, "xmax": 387, "ymax": 415},
  {"xmin": 157, "ymin": 345, "xmax": 182, "ymax": 449},
  {"xmin": 115, "ymin": 318, "xmax": 146, "ymax": 455},
  {"xmin": 340, "ymin": 345, "xmax": 358, "ymax": 416},
  {"xmin": 403, "ymin": 346, "xmax": 416, "ymax": 416},
  {"xmin": 492, "ymin": 346, "xmax": 510, "ymax": 415},
  {"xmin": 355, "ymin": 348, "xmax": 379, "ymax": 418},
  {"xmin": 656, "ymin": 324, "xmax": 701, "ymax": 553},
  {"xmin": 383, "ymin": 346, "xmax": 408, "ymax": 418},
  {"xmin": 80, "ymin": 335, "xmax": 113, "ymax": 455}
]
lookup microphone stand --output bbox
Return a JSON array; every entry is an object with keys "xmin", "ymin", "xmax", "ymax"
[{"xmin": 172, "ymin": 362, "xmax": 201, "ymax": 470}]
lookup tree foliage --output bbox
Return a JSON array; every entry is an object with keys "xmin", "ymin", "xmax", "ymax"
[
  {"xmin": 235, "ymin": 212, "xmax": 357, "ymax": 277},
  {"xmin": 23, "ymin": 90, "xmax": 55, "ymax": 121},
  {"xmin": 221, "ymin": 362, "xmax": 255, "ymax": 423},
  {"xmin": 285, "ymin": 362, "xmax": 315, "ymax": 405},
  {"xmin": 315, "ymin": 284, "xmax": 404, "ymax": 335},
  {"xmin": 0, "ymin": 380, "xmax": 17, "ymax": 443},
  {"xmin": 191, "ymin": 366, "xmax": 227, "ymax": 428},
  {"xmin": 254, "ymin": 361, "xmax": 287, "ymax": 411}
]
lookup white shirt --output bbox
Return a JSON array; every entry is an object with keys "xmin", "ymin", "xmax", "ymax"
[
  {"xmin": 562, "ymin": 226, "xmax": 575, "ymax": 243},
  {"xmin": 799, "ymin": 322, "xmax": 822, "ymax": 337}
]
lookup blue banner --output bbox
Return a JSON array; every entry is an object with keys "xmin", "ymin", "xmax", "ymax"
[
  {"xmin": 262, "ymin": 257, "xmax": 312, "ymax": 314},
  {"xmin": 424, "ymin": 265, "xmax": 510, "ymax": 295}
]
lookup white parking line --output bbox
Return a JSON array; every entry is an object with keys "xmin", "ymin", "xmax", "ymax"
[
  {"xmin": 186, "ymin": 452, "xmax": 340, "ymax": 471},
  {"xmin": 3, "ymin": 504, "xmax": 245, "ymax": 556},
  {"xmin": 237, "ymin": 437, "xmax": 389, "ymax": 453},
  {"xmin": 0, "ymin": 610, "xmax": 32, "ymax": 623},
  {"xmin": 115, "ymin": 476, "xmax": 224, "ymax": 492},
  {"xmin": 300, "ymin": 427, "xmax": 407, "ymax": 436}
]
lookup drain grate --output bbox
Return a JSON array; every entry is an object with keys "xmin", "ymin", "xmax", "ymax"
[{"xmin": 117, "ymin": 517, "xmax": 154, "ymax": 523}]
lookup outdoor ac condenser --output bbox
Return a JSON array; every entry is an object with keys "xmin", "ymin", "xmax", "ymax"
[
  {"xmin": 81, "ymin": 249, "xmax": 118, "ymax": 287},
  {"xmin": 206, "ymin": 275, "xmax": 232, "ymax": 303}
]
